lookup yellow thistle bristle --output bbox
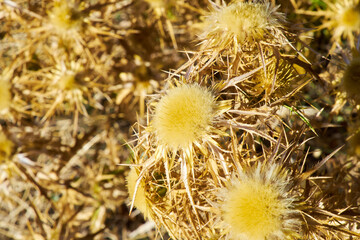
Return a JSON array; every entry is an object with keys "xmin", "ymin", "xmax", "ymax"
[
  {"xmin": 126, "ymin": 168, "xmax": 151, "ymax": 219},
  {"xmin": 342, "ymin": 57, "xmax": 360, "ymax": 104},
  {"xmin": 0, "ymin": 132, "xmax": 13, "ymax": 161},
  {"xmin": 202, "ymin": 1, "xmax": 283, "ymax": 47},
  {"xmin": 221, "ymin": 164, "xmax": 300, "ymax": 240},
  {"xmin": 49, "ymin": 1, "xmax": 83, "ymax": 31},
  {"xmin": 0, "ymin": 80, "xmax": 11, "ymax": 111},
  {"xmin": 153, "ymin": 84, "xmax": 216, "ymax": 149}
]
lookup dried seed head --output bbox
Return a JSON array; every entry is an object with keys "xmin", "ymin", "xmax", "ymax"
[
  {"xmin": 49, "ymin": 1, "xmax": 83, "ymax": 32},
  {"xmin": 0, "ymin": 80, "xmax": 11, "ymax": 112},
  {"xmin": 153, "ymin": 84, "xmax": 216, "ymax": 150},
  {"xmin": 320, "ymin": 0, "xmax": 360, "ymax": 48},
  {"xmin": 342, "ymin": 57, "xmax": 360, "ymax": 104},
  {"xmin": 201, "ymin": 1, "xmax": 284, "ymax": 49},
  {"xmin": 126, "ymin": 168, "xmax": 151, "ymax": 219},
  {"xmin": 221, "ymin": 163, "xmax": 301, "ymax": 240}
]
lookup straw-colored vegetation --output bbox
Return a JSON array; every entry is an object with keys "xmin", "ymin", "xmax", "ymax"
[{"xmin": 1, "ymin": 0, "xmax": 360, "ymax": 239}]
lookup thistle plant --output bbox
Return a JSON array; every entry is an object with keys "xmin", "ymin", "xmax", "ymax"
[
  {"xmin": 127, "ymin": 1, "xmax": 360, "ymax": 239},
  {"xmin": 318, "ymin": 44, "xmax": 360, "ymax": 114},
  {"xmin": 180, "ymin": 0, "xmax": 310, "ymax": 81},
  {"xmin": 244, "ymin": 59, "xmax": 299, "ymax": 101},
  {"xmin": 297, "ymin": 0, "xmax": 360, "ymax": 50},
  {"xmin": 152, "ymin": 84, "xmax": 217, "ymax": 150},
  {"xmin": 200, "ymin": 0, "xmax": 287, "ymax": 51},
  {"xmin": 219, "ymin": 163, "xmax": 302, "ymax": 240}
]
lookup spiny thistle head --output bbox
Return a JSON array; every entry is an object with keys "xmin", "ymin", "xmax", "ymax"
[
  {"xmin": 126, "ymin": 167, "xmax": 151, "ymax": 219},
  {"xmin": 342, "ymin": 56, "xmax": 360, "ymax": 104},
  {"xmin": 340, "ymin": 5, "xmax": 360, "ymax": 29},
  {"xmin": 152, "ymin": 84, "xmax": 216, "ymax": 150},
  {"xmin": 0, "ymin": 132, "xmax": 13, "ymax": 162},
  {"xmin": 321, "ymin": 0, "xmax": 360, "ymax": 48},
  {"xmin": 48, "ymin": 0, "xmax": 83, "ymax": 32},
  {"xmin": 0, "ymin": 80, "xmax": 11, "ymax": 112},
  {"xmin": 201, "ymin": 0, "xmax": 284, "ymax": 49},
  {"xmin": 221, "ymin": 163, "xmax": 301, "ymax": 240}
]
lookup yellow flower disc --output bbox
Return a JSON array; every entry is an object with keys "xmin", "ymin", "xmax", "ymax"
[
  {"xmin": 153, "ymin": 84, "xmax": 215, "ymax": 149},
  {"xmin": 223, "ymin": 179, "xmax": 286, "ymax": 240},
  {"xmin": 220, "ymin": 164, "xmax": 301, "ymax": 240},
  {"xmin": 340, "ymin": 7, "xmax": 360, "ymax": 30},
  {"xmin": 217, "ymin": 2, "xmax": 268, "ymax": 42}
]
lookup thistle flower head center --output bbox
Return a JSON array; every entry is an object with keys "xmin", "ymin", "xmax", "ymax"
[
  {"xmin": 223, "ymin": 178, "xmax": 286, "ymax": 240},
  {"xmin": 218, "ymin": 2, "xmax": 268, "ymax": 42},
  {"xmin": 153, "ymin": 84, "xmax": 215, "ymax": 149},
  {"xmin": 340, "ymin": 7, "xmax": 360, "ymax": 28}
]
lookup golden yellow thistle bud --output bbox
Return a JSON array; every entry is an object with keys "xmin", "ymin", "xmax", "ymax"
[
  {"xmin": 153, "ymin": 84, "xmax": 216, "ymax": 150},
  {"xmin": 221, "ymin": 163, "xmax": 301, "ymax": 240},
  {"xmin": 49, "ymin": 1, "xmax": 83, "ymax": 32},
  {"xmin": 340, "ymin": 7, "xmax": 360, "ymax": 30},
  {"xmin": 318, "ymin": 0, "xmax": 360, "ymax": 49},
  {"xmin": 201, "ymin": 0, "xmax": 284, "ymax": 51}
]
